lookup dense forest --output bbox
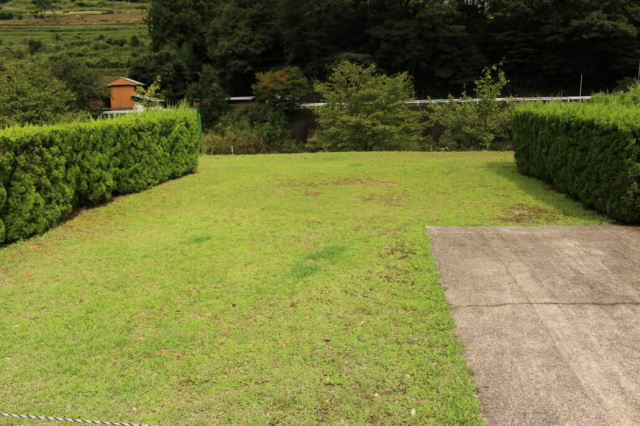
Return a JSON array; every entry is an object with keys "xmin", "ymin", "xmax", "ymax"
[{"xmin": 136, "ymin": 0, "xmax": 640, "ymax": 101}]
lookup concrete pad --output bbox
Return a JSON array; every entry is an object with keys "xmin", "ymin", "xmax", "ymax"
[{"xmin": 427, "ymin": 226, "xmax": 640, "ymax": 425}]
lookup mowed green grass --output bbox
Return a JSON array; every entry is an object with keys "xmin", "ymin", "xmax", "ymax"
[{"xmin": 0, "ymin": 152, "xmax": 610, "ymax": 425}]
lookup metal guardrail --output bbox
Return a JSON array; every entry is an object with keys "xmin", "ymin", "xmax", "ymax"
[{"xmin": 300, "ymin": 96, "xmax": 592, "ymax": 108}]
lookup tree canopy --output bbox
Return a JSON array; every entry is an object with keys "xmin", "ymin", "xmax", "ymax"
[
  {"xmin": 314, "ymin": 61, "xmax": 421, "ymax": 151},
  {"xmin": 484, "ymin": 0, "xmax": 640, "ymax": 93},
  {"xmin": 252, "ymin": 66, "xmax": 310, "ymax": 110},
  {"xmin": 31, "ymin": 0, "xmax": 53, "ymax": 15},
  {"xmin": 49, "ymin": 56, "xmax": 106, "ymax": 111},
  {"xmin": 0, "ymin": 62, "xmax": 75, "ymax": 128},
  {"xmin": 144, "ymin": 0, "xmax": 640, "ymax": 97}
]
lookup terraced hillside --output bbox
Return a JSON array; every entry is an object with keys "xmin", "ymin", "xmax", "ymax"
[{"xmin": 0, "ymin": 0, "xmax": 149, "ymax": 83}]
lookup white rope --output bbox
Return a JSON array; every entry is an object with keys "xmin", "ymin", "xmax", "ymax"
[{"xmin": 0, "ymin": 412, "xmax": 153, "ymax": 426}]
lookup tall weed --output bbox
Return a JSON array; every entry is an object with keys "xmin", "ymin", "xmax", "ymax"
[
  {"xmin": 204, "ymin": 104, "xmax": 293, "ymax": 155},
  {"xmin": 424, "ymin": 65, "xmax": 513, "ymax": 151}
]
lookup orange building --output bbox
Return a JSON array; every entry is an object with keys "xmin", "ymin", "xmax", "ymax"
[{"xmin": 106, "ymin": 78, "xmax": 144, "ymax": 110}]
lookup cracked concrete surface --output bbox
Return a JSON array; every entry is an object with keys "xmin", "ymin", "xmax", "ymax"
[{"xmin": 427, "ymin": 225, "xmax": 640, "ymax": 425}]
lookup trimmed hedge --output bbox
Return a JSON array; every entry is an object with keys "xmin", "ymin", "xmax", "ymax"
[
  {"xmin": 514, "ymin": 102, "xmax": 640, "ymax": 223},
  {"xmin": 0, "ymin": 108, "xmax": 200, "ymax": 243}
]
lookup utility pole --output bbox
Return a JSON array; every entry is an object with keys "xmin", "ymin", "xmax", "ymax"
[{"xmin": 579, "ymin": 74, "xmax": 583, "ymax": 97}]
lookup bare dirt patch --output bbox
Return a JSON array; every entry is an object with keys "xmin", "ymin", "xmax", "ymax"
[
  {"xmin": 278, "ymin": 178, "xmax": 398, "ymax": 199},
  {"xmin": 500, "ymin": 204, "xmax": 563, "ymax": 224},
  {"xmin": 331, "ymin": 178, "xmax": 396, "ymax": 187},
  {"xmin": 359, "ymin": 194, "xmax": 406, "ymax": 206},
  {"xmin": 278, "ymin": 178, "xmax": 396, "ymax": 188}
]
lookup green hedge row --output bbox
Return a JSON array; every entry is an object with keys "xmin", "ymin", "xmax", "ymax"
[
  {"xmin": 513, "ymin": 102, "xmax": 640, "ymax": 223},
  {"xmin": 0, "ymin": 108, "xmax": 201, "ymax": 243}
]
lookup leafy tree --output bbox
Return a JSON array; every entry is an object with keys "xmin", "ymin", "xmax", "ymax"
[
  {"xmin": 147, "ymin": 0, "xmax": 212, "ymax": 55},
  {"xmin": 0, "ymin": 62, "xmax": 75, "ymax": 127},
  {"xmin": 27, "ymin": 39, "xmax": 43, "ymax": 55},
  {"xmin": 49, "ymin": 55, "xmax": 106, "ymax": 111},
  {"xmin": 145, "ymin": 0, "xmax": 214, "ymax": 101},
  {"xmin": 484, "ymin": 0, "xmax": 640, "ymax": 93},
  {"xmin": 275, "ymin": 0, "xmax": 367, "ymax": 77},
  {"xmin": 186, "ymin": 64, "xmax": 228, "ymax": 128},
  {"xmin": 128, "ymin": 49, "xmax": 189, "ymax": 103},
  {"xmin": 252, "ymin": 66, "xmax": 310, "ymax": 110},
  {"xmin": 32, "ymin": 0, "xmax": 53, "ymax": 15},
  {"xmin": 134, "ymin": 76, "xmax": 164, "ymax": 108},
  {"xmin": 426, "ymin": 64, "xmax": 512, "ymax": 151},
  {"xmin": 130, "ymin": 35, "xmax": 141, "ymax": 47},
  {"xmin": 207, "ymin": 104, "xmax": 292, "ymax": 154},
  {"xmin": 205, "ymin": 0, "xmax": 282, "ymax": 94},
  {"xmin": 314, "ymin": 60, "xmax": 421, "ymax": 151},
  {"xmin": 143, "ymin": 0, "xmax": 640, "ymax": 99},
  {"xmin": 246, "ymin": 103, "xmax": 292, "ymax": 152},
  {"xmin": 368, "ymin": 0, "xmax": 484, "ymax": 97}
]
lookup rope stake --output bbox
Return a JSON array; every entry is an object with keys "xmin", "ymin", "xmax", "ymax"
[{"xmin": 0, "ymin": 412, "xmax": 153, "ymax": 426}]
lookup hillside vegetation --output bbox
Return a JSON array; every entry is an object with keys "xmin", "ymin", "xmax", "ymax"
[{"xmin": 0, "ymin": 0, "xmax": 149, "ymax": 82}]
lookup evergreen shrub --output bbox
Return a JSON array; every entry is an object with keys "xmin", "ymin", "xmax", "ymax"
[
  {"xmin": 0, "ymin": 108, "xmax": 200, "ymax": 243},
  {"xmin": 513, "ymin": 101, "xmax": 640, "ymax": 223}
]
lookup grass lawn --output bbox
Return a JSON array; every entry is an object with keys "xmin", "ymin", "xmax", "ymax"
[{"xmin": 0, "ymin": 152, "xmax": 610, "ymax": 425}]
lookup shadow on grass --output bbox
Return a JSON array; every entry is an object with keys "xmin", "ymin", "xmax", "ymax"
[
  {"xmin": 289, "ymin": 245, "xmax": 349, "ymax": 279},
  {"xmin": 0, "ymin": 195, "xmax": 122, "ymax": 250},
  {"xmin": 484, "ymin": 161, "xmax": 611, "ymax": 223}
]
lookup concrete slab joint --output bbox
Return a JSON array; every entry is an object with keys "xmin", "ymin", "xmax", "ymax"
[{"xmin": 426, "ymin": 225, "xmax": 640, "ymax": 425}]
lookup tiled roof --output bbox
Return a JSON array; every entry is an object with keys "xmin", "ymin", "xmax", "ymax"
[{"xmin": 106, "ymin": 77, "xmax": 145, "ymax": 87}]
